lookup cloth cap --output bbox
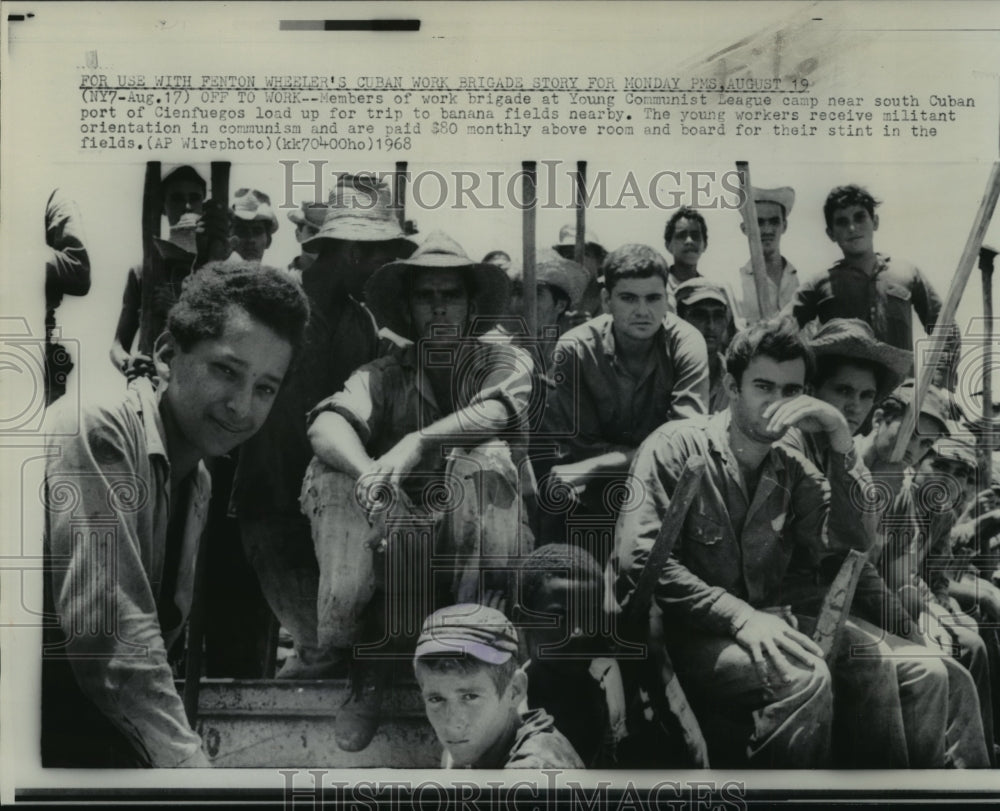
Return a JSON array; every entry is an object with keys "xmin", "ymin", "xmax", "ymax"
[
  {"xmin": 884, "ymin": 379, "xmax": 952, "ymax": 431},
  {"xmin": 928, "ymin": 433, "xmax": 977, "ymax": 472},
  {"xmin": 303, "ymin": 173, "xmax": 408, "ymax": 247},
  {"xmin": 288, "ymin": 201, "xmax": 330, "ymax": 229},
  {"xmin": 553, "ymin": 224, "xmax": 607, "ymax": 260},
  {"xmin": 415, "ymin": 604, "xmax": 520, "ymax": 665},
  {"xmin": 231, "ymin": 188, "xmax": 279, "ymax": 234},
  {"xmin": 675, "ymin": 277, "xmax": 729, "ymax": 309},
  {"xmin": 751, "ymin": 185, "xmax": 795, "ymax": 216},
  {"xmin": 508, "ymin": 250, "xmax": 590, "ymax": 309},
  {"xmin": 810, "ymin": 318, "xmax": 913, "ymax": 400},
  {"xmin": 364, "ymin": 230, "xmax": 511, "ymax": 339}
]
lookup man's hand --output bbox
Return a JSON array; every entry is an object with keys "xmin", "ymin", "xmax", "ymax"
[
  {"xmin": 918, "ymin": 610, "xmax": 956, "ymax": 655},
  {"xmin": 356, "ymin": 432, "xmax": 426, "ymax": 517},
  {"xmin": 763, "ymin": 395, "xmax": 853, "ymax": 453},
  {"xmin": 734, "ymin": 608, "xmax": 824, "ymax": 685},
  {"xmin": 123, "ymin": 353, "xmax": 158, "ymax": 383}
]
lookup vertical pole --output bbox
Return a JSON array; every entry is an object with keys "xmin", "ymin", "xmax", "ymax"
[
  {"xmin": 395, "ymin": 161, "xmax": 408, "ymax": 230},
  {"xmin": 735, "ymin": 160, "xmax": 773, "ymax": 319},
  {"xmin": 574, "ymin": 161, "xmax": 587, "ymax": 267},
  {"xmin": 136, "ymin": 162, "xmax": 162, "ymax": 355},
  {"xmin": 980, "ymin": 247, "xmax": 998, "ymax": 490},
  {"xmin": 522, "ymin": 161, "xmax": 538, "ymax": 338}
]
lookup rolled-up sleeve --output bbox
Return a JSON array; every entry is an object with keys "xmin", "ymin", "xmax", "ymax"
[
  {"xmin": 45, "ymin": 403, "xmax": 206, "ymax": 766},
  {"xmin": 45, "ymin": 189, "xmax": 91, "ymax": 299},
  {"xmin": 467, "ymin": 342, "xmax": 534, "ymax": 427},
  {"xmin": 307, "ymin": 365, "xmax": 384, "ymax": 448}
]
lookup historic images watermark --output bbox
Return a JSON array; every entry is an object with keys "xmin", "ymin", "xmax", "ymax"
[{"xmin": 279, "ymin": 162, "xmax": 747, "ymax": 213}]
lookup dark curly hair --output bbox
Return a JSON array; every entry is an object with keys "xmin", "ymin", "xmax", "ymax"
[
  {"xmin": 663, "ymin": 206, "xmax": 708, "ymax": 246},
  {"xmin": 167, "ymin": 261, "xmax": 310, "ymax": 361},
  {"xmin": 601, "ymin": 243, "xmax": 669, "ymax": 292},
  {"xmin": 823, "ymin": 184, "xmax": 880, "ymax": 229},
  {"xmin": 726, "ymin": 315, "xmax": 814, "ymax": 386}
]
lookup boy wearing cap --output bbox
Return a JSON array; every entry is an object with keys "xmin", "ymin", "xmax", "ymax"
[
  {"xmin": 541, "ymin": 244, "xmax": 708, "ymax": 564},
  {"xmin": 110, "ymin": 165, "xmax": 230, "ymax": 379},
  {"xmin": 413, "ymin": 603, "xmax": 584, "ymax": 769},
  {"xmin": 42, "ymin": 261, "xmax": 309, "ymax": 767},
  {"xmin": 230, "ymin": 188, "xmax": 279, "ymax": 263},
  {"xmin": 675, "ymin": 278, "xmax": 731, "ymax": 413},
  {"xmin": 614, "ymin": 317, "xmax": 834, "ymax": 768},
  {"xmin": 787, "ymin": 185, "xmax": 955, "ymax": 381},
  {"xmin": 232, "ymin": 174, "xmax": 415, "ymax": 680},
  {"xmin": 302, "ymin": 231, "xmax": 534, "ymax": 752}
]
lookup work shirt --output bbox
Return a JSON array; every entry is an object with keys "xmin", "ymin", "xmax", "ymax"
[
  {"xmin": 44, "ymin": 189, "xmax": 91, "ymax": 314},
  {"xmin": 730, "ymin": 258, "xmax": 799, "ymax": 329},
  {"xmin": 441, "ymin": 708, "xmax": 585, "ymax": 769},
  {"xmin": 42, "ymin": 377, "xmax": 210, "ymax": 767},
  {"xmin": 615, "ymin": 411, "xmax": 831, "ymax": 637},
  {"xmin": 778, "ymin": 428, "xmax": 916, "ymax": 637},
  {"xmin": 543, "ymin": 313, "xmax": 708, "ymax": 465},
  {"xmin": 233, "ymin": 271, "xmax": 381, "ymax": 518},
  {"xmin": 708, "ymin": 354, "xmax": 729, "ymax": 414},
  {"xmin": 787, "ymin": 253, "xmax": 944, "ymax": 356},
  {"xmin": 309, "ymin": 332, "xmax": 533, "ymax": 500}
]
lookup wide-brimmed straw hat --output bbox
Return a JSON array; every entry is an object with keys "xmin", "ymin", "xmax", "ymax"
[
  {"xmin": 508, "ymin": 249, "xmax": 589, "ymax": 310},
  {"xmin": 809, "ymin": 318, "xmax": 912, "ymax": 399},
  {"xmin": 231, "ymin": 188, "xmax": 279, "ymax": 234},
  {"xmin": 303, "ymin": 174, "xmax": 409, "ymax": 248},
  {"xmin": 364, "ymin": 231, "xmax": 511, "ymax": 339},
  {"xmin": 751, "ymin": 185, "xmax": 795, "ymax": 216},
  {"xmin": 553, "ymin": 224, "xmax": 607, "ymax": 261}
]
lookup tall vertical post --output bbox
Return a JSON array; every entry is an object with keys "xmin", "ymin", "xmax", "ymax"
[
  {"xmin": 980, "ymin": 247, "xmax": 998, "ymax": 489},
  {"xmin": 574, "ymin": 161, "xmax": 587, "ymax": 267},
  {"xmin": 394, "ymin": 161, "xmax": 408, "ymax": 230},
  {"xmin": 522, "ymin": 161, "xmax": 538, "ymax": 338}
]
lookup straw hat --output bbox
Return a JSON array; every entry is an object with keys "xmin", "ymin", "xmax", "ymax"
[
  {"xmin": 810, "ymin": 318, "xmax": 912, "ymax": 399},
  {"xmin": 553, "ymin": 224, "xmax": 607, "ymax": 260},
  {"xmin": 287, "ymin": 201, "xmax": 330, "ymax": 229},
  {"xmin": 508, "ymin": 250, "xmax": 590, "ymax": 310},
  {"xmin": 364, "ymin": 231, "xmax": 510, "ymax": 339},
  {"xmin": 303, "ymin": 174, "xmax": 409, "ymax": 248},
  {"xmin": 751, "ymin": 185, "xmax": 795, "ymax": 216},
  {"xmin": 231, "ymin": 188, "xmax": 279, "ymax": 234}
]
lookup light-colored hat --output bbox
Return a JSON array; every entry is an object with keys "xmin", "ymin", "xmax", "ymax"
[
  {"xmin": 415, "ymin": 604, "xmax": 520, "ymax": 665},
  {"xmin": 508, "ymin": 250, "xmax": 589, "ymax": 310},
  {"xmin": 364, "ymin": 230, "xmax": 510, "ymax": 339},
  {"xmin": 751, "ymin": 185, "xmax": 795, "ymax": 216},
  {"xmin": 304, "ymin": 174, "xmax": 408, "ymax": 248},
  {"xmin": 553, "ymin": 224, "xmax": 607, "ymax": 260},
  {"xmin": 809, "ymin": 318, "xmax": 912, "ymax": 399},
  {"xmin": 231, "ymin": 188, "xmax": 279, "ymax": 234},
  {"xmin": 288, "ymin": 201, "xmax": 329, "ymax": 229}
]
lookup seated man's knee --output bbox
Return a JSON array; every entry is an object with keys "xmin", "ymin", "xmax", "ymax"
[{"xmin": 300, "ymin": 458, "xmax": 366, "ymax": 516}]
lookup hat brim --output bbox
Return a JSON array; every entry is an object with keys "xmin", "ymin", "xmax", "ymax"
[
  {"xmin": 677, "ymin": 291, "xmax": 729, "ymax": 308},
  {"xmin": 365, "ymin": 259, "xmax": 511, "ymax": 339},
  {"xmin": 233, "ymin": 209, "xmax": 279, "ymax": 234},
  {"xmin": 813, "ymin": 337, "xmax": 913, "ymax": 399},
  {"xmin": 414, "ymin": 637, "xmax": 513, "ymax": 665},
  {"xmin": 553, "ymin": 242, "xmax": 607, "ymax": 260},
  {"xmin": 303, "ymin": 218, "xmax": 408, "ymax": 247}
]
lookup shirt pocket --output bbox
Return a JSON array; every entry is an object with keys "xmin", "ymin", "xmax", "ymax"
[
  {"xmin": 883, "ymin": 283, "xmax": 912, "ymax": 327},
  {"xmin": 688, "ymin": 513, "xmax": 727, "ymax": 546}
]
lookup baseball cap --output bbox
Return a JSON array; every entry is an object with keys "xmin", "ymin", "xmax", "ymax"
[
  {"xmin": 675, "ymin": 277, "xmax": 729, "ymax": 309},
  {"xmin": 414, "ymin": 604, "xmax": 519, "ymax": 665}
]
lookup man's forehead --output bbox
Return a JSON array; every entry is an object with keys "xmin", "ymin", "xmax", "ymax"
[
  {"xmin": 756, "ymin": 201, "xmax": 785, "ymax": 220},
  {"xmin": 745, "ymin": 354, "xmax": 806, "ymax": 385},
  {"xmin": 412, "ymin": 268, "xmax": 465, "ymax": 289},
  {"xmin": 832, "ymin": 204, "xmax": 869, "ymax": 220},
  {"xmin": 672, "ymin": 218, "xmax": 702, "ymax": 234},
  {"xmin": 611, "ymin": 276, "xmax": 666, "ymax": 295}
]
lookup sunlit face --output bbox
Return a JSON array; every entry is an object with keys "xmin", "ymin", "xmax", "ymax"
[
  {"xmin": 680, "ymin": 300, "xmax": 729, "ymax": 355},
  {"xmin": 408, "ymin": 268, "xmax": 472, "ymax": 340},
  {"xmin": 603, "ymin": 276, "xmax": 668, "ymax": 343},
  {"xmin": 665, "ymin": 217, "xmax": 706, "ymax": 268},
  {"xmin": 160, "ymin": 306, "xmax": 291, "ymax": 461},
  {"xmin": 416, "ymin": 663, "xmax": 522, "ymax": 768},
  {"xmin": 232, "ymin": 219, "xmax": 271, "ymax": 262},
  {"xmin": 752, "ymin": 201, "xmax": 787, "ymax": 258},
  {"xmin": 162, "ymin": 179, "xmax": 205, "ymax": 225},
  {"xmin": 871, "ymin": 411, "xmax": 945, "ymax": 467},
  {"xmin": 815, "ymin": 363, "xmax": 878, "ymax": 435},
  {"xmin": 827, "ymin": 204, "xmax": 878, "ymax": 258},
  {"xmin": 728, "ymin": 355, "xmax": 807, "ymax": 443}
]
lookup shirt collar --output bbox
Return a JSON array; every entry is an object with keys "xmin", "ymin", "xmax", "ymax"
[{"xmin": 131, "ymin": 376, "xmax": 169, "ymax": 462}]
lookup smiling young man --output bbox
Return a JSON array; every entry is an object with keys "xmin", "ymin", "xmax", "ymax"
[
  {"xmin": 42, "ymin": 261, "xmax": 309, "ymax": 767},
  {"xmin": 614, "ymin": 316, "xmax": 833, "ymax": 768},
  {"xmin": 541, "ymin": 244, "xmax": 708, "ymax": 564}
]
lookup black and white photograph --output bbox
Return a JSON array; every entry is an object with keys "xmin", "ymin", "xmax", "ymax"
[{"xmin": 2, "ymin": 1, "xmax": 1000, "ymax": 807}]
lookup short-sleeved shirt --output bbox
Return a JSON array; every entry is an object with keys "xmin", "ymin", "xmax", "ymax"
[
  {"xmin": 542, "ymin": 313, "xmax": 708, "ymax": 464},
  {"xmin": 614, "ymin": 411, "xmax": 831, "ymax": 637},
  {"xmin": 42, "ymin": 377, "xmax": 211, "ymax": 767},
  {"xmin": 787, "ymin": 254, "xmax": 943, "ymax": 357},
  {"xmin": 232, "ymin": 272, "xmax": 381, "ymax": 517},
  {"xmin": 309, "ymin": 333, "xmax": 533, "ymax": 499},
  {"xmin": 730, "ymin": 258, "xmax": 799, "ymax": 329}
]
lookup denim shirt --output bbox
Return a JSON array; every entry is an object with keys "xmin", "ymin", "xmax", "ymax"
[
  {"xmin": 43, "ymin": 377, "xmax": 210, "ymax": 766},
  {"xmin": 615, "ymin": 412, "xmax": 830, "ymax": 637}
]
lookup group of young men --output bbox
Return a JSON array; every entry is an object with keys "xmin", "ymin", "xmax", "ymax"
[{"xmin": 40, "ymin": 165, "xmax": 1000, "ymax": 770}]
